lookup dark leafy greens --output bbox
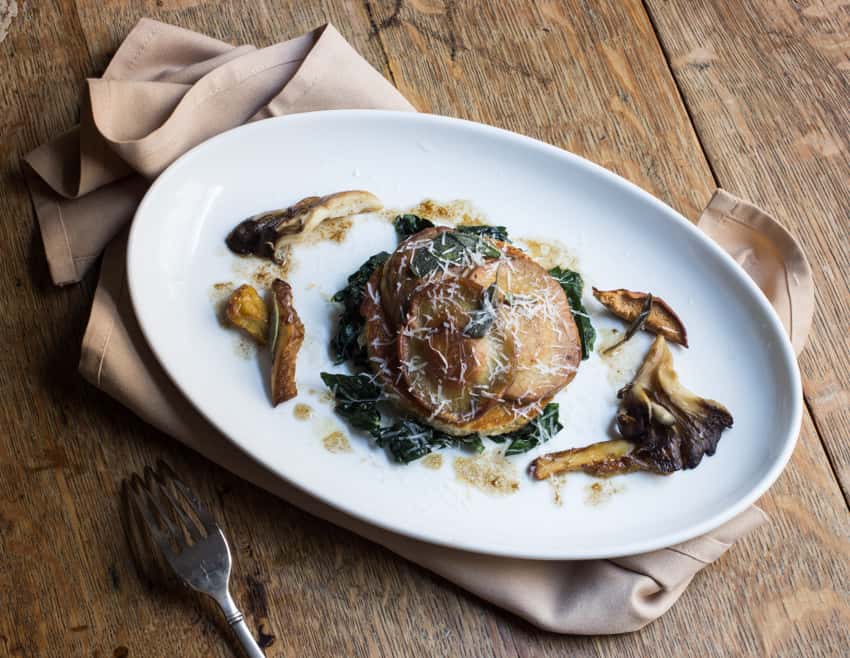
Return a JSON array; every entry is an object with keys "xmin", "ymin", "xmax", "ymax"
[
  {"xmin": 321, "ymin": 372, "xmax": 484, "ymax": 463},
  {"xmin": 549, "ymin": 267, "xmax": 595, "ymax": 360},
  {"xmin": 330, "ymin": 252, "xmax": 390, "ymax": 365},
  {"xmin": 374, "ymin": 420, "xmax": 484, "ymax": 464},
  {"xmin": 393, "ymin": 213, "xmax": 510, "ymax": 243},
  {"xmin": 323, "ymin": 228, "xmax": 579, "ymax": 465},
  {"xmin": 319, "ymin": 372, "xmax": 382, "ymax": 435},
  {"xmin": 393, "ymin": 214, "xmax": 435, "ymax": 239},
  {"xmin": 490, "ymin": 403, "xmax": 563, "ymax": 456}
]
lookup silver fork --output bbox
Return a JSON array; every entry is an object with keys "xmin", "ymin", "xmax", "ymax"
[{"xmin": 125, "ymin": 461, "xmax": 266, "ymax": 658}]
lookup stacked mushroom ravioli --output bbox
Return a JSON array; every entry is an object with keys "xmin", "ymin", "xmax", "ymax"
[{"xmin": 361, "ymin": 226, "xmax": 583, "ymax": 437}]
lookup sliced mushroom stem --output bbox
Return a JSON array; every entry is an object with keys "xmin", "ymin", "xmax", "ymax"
[
  {"xmin": 530, "ymin": 439, "xmax": 637, "ymax": 479},
  {"xmin": 270, "ymin": 279, "xmax": 305, "ymax": 406}
]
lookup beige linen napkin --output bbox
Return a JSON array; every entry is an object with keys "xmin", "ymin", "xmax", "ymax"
[{"xmin": 24, "ymin": 19, "xmax": 814, "ymax": 634}]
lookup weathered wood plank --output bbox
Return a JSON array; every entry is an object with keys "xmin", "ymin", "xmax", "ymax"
[
  {"xmin": 645, "ymin": 0, "xmax": 850, "ymax": 500},
  {"xmin": 367, "ymin": 0, "xmax": 717, "ymax": 220},
  {"xmin": 0, "ymin": 1, "xmax": 847, "ymax": 657}
]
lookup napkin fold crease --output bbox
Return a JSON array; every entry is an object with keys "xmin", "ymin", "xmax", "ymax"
[{"xmin": 23, "ymin": 19, "xmax": 812, "ymax": 635}]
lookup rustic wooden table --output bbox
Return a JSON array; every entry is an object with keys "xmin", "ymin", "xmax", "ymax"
[{"xmin": 1, "ymin": 1, "xmax": 848, "ymax": 656}]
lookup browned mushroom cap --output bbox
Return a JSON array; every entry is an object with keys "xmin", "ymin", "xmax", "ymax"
[
  {"xmin": 592, "ymin": 288, "xmax": 689, "ymax": 347},
  {"xmin": 398, "ymin": 278, "xmax": 515, "ymax": 424},
  {"xmin": 225, "ymin": 196, "xmax": 321, "ymax": 257},
  {"xmin": 470, "ymin": 252, "xmax": 581, "ymax": 403},
  {"xmin": 272, "ymin": 190, "xmax": 383, "ymax": 262}
]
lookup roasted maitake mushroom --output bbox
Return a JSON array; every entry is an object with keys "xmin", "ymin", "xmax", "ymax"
[
  {"xmin": 226, "ymin": 191, "xmax": 383, "ymax": 262},
  {"xmin": 530, "ymin": 336, "xmax": 732, "ymax": 479},
  {"xmin": 270, "ymin": 279, "xmax": 305, "ymax": 406},
  {"xmin": 225, "ymin": 284, "xmax": 269, "ymax": 344},
  {"xmin": 592, "ymin": 288, "xmax": 688, "ymax": 347}
]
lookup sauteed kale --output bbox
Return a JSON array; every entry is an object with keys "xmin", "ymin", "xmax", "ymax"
[
  {"xmin": 549, "ymin": 266, "xmax": 595, "ymax": 360},
  {"xmin": 320, "ymin": 372, "xmax": 484, "ymax": 463}
]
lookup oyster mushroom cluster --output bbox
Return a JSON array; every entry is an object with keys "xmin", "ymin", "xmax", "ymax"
[
  {"xmin": 361, "ymin": 227, "xmax": 583, "ymax": 437},
  {"xmin": 530, "ymin": 336, "xmax": 733, "ymax": 479}
]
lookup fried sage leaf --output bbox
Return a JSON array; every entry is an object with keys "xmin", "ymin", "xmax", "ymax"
[
  {"xmin": 320, "ymin": 372, "xmax": 382, "ymax": 434},
  {"xmin": 592, "ymin": 287, "xmax": 688, "ymax": 347},
  {"xmin": 270, "ymin": 279, "xmax": 305, "ymax": 406},
  {"xmin": 393, "ymin": 214, "xmax": 436, "ymax": 240},
  {"xmin": 330, "ymin": 251, "xmax": 391, "ymax": 365},
  {"xmin": 409, "ymin": 230, "xmax": 501, "ymax": 278},
  {"xmin": 463, "ymin": 284, "xmax": 498, "ymax": 338},
  {"xmin": 490, "ymin": 403, "xmax": 563, "ymax": 456},
  {"xmin": 549, "ymin": 267, "xmax": 595, "ymax": 360},
  {"xmin": 603, "ymin": 293, "xmax": 653, "ymax": 354}
]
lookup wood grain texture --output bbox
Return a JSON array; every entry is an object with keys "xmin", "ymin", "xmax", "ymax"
[
  {"xmin": 644, "ymin": 0, "xmax": 850, "ymax": 500},
  {"xmin": 0, "ymin": 1, "xmax": 847, "ymax": 657}
]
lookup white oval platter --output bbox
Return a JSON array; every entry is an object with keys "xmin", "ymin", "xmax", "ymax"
[{"xmin": 128, "ymin": 111, "xmax": 801, "ymax": 559}]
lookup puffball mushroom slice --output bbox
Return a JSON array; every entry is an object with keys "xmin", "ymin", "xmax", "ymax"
[
  {"xmin": 379, "ymin": 226, "xmax": 454, "ymax": 328},
  {"xmin": 398, "ymin": 279, "xmax": 515, "ymax": 424},
  {"xmin": 469, "ymin": 252, "xmax": 582, "ymax": 403}
]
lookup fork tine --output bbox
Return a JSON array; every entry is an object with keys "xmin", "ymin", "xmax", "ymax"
[
  {"xmin": 156, "ymin": 460, "xmax": 220, "ymax": 534},
  {"xmin": 148, "ymin": 464, "xmax": 205, "ymax": 544},
  {"xmin": 127, "ymin": 473, "xmax": 177, "ymax": 558},
  {"xmin": 142, "ymin": 466, "xmax": 189, "ymax": 552}
]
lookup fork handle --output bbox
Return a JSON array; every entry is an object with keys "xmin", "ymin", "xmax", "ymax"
[
  {"xmin": 216, "ymin": 593, "xmax": 266, "ymax": 658},
  {"xmin": 226, "ymin": 610, "xmax": 266, "ymax": 658}
]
